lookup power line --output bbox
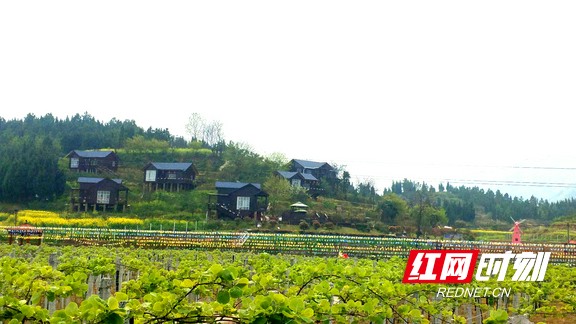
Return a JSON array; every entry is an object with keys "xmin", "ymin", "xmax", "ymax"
[
  {"xmin": 334, "ymin": 160, "xmax": 576, "ymax": 171},
  {"xmin": 438, "ymin": 179, "xmax": 576, "ymax": 188},
  {"xmin": 350, "ymin": 175, "xmax": 576, "ymax": 189},
  {"xmin": 509, "ymin": 165, "xmax": 576, "ymax": 170}
]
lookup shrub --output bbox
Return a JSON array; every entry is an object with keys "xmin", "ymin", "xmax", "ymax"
[
  {"xmin": 268, "ymin": 219, "xmax": 278, "ymax": 229},
  {"xmin": 323, "ymin": 221, "xmax": 335, "ymax": 230},
  {"xmin": 312, "ymin": 220, "xmax": 321, "ymax": 230},
  {"xmin": 373, "ymin": 221, "xmax": 387, "ymax": 233},
  {"xmin": 354, "ymin": 222, "xmax": 370, "ymax": 232},
  {"xmin": 322, "ymin": 200, "xmax": 336, "ymax": 210},
  {"xmin": 454, "ymin": 220, "xmax": 468, "ymax": 228}
]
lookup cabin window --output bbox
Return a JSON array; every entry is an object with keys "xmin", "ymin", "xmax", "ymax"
[
  {"xmin": 237, "ymin": 196, "xmax": 250, "ymax": 210},
  {"xmin": 70, "ymin": 158, "xmax": 79, "ymax": 168},
  {"xmin": 168, "ymin": 173, "xmax": 177, "ymax": 180},
  {"xmin": 97, "ymin": 191, "xmax": 110, "ymax": 204},
  {"xmin": 291, "ymin": 179, "xmax": 301, "ymax": 187},
  {"xmin": 146, "ymin": 170, "xmax": 157, "ymax": 182}
]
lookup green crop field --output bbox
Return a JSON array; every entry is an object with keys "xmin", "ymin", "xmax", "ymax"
[{"xmin": 1, "ymin": 242, "xmax": 575, "ymax": 323}]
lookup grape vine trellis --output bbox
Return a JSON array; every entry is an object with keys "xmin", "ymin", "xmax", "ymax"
[
  {"xmin": 0, "ymin": 244, "xmax": 575, "ymax": 323},
  {"xmin": 3, "ymin": 226, "xmax": 576, "ymax": 265}
]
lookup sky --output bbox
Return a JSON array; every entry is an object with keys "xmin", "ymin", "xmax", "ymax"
[{"xmin": 1, "ymin": 1, "xmax": 576, "ymax": 201}]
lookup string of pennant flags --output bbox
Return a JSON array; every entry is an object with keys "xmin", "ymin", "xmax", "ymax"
[{"xmin": 2, "ymin": 226, "xmax": 576, "ymax": 263}]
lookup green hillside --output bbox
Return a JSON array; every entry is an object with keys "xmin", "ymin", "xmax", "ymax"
[{"xmin": 2, "ymin": 113, "xmax": 576, "ymax": 241}]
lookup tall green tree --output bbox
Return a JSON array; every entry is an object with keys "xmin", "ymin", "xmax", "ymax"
[
  {"xmin": 0, "ymin": 136, "xmax": 65, "ymax": 202},
  {"xmin": 378, "ymin": 193, "xmax": 409, "ymax": 225},
  {"xmin": 218, "ymin": 142, "xmax": 282, "ymax": 184},
  {"xmin": 263, "ymin": 175, "xmax": 292, "ymax": 216}
]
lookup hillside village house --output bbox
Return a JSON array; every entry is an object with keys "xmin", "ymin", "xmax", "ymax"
[
  {"xmin": 275, "ymin": 159, "xmax": 337, "ymax": 197},
  {"xmin": 290, "ymin": 159, "xmax": 336, "ymax": 181},
  {"xmin": 276, "ymin": 171, "xmax": 318, "ymax": 189},
  {"xmin": 65, "ymin": 150, "xmax": 119, "ymax": 173},
  {"xmin": 70, "ymin": 177, "xmax": 129, "ymax": 212},
  {"xmin": 143, "ymin": 162, "xmax": 198, "ymax": 192},
  {"xmin": 208, "ymin": 182, "xmax": 269, "ymax": 220}
]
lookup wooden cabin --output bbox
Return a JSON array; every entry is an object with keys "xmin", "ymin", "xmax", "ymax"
[
  {"xmin": 70, "ymin": 177, "xmax": 129, "ymax": 212},
  {"xmin": 208, "ymin": 182, "xmax": 269, "ymax": 220},
  {"xmin": 276, "ymin": 171, "xmax": 318, "ymax": 189},
  {"xmin": 276, "ymin": 170, "xmax": 323, "ymax": 197},
  {"xmin": 290, "ymin": 159, "xmax": 336, "ymax": 181},
  {"xmin": 143, "ymin": 162, "xmax": 198, "ymax": 192},
  {"xmin": 65, "ymin": 150, "xmax": 119, "ymax": 173}
]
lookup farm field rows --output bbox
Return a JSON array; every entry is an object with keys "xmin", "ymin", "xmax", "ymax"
[
  {"xmin": 1, "ymin": 242, "xmax": 576, "ymax": 323},
  {"xmin": 3, "ymin": 226, "xmax": 576, "ymax": 264}
]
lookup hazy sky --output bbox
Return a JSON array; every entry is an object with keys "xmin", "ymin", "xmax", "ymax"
[{"xmin": 1, "ymin": 1, "xmax": 576, "ymax": 201}]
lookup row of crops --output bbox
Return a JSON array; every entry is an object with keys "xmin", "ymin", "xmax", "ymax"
[
  {"xmin": 1, "ymin": 243, "xmax": 576, "ymax": 323},
  {"xmin": 2, "ymin": 226, "xmax": 576, "ymax": 263}
]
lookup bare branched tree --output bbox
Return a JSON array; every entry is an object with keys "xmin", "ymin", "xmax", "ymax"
[
  {"xmin": 185, "ymin": 113, "xmax": 225, "ymax": 151},
  {"xmin": 185, "ymin": 113, "xmax": 205, "ymax": 141}
]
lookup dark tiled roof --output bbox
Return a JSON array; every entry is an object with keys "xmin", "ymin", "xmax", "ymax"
[
  {"xmin": 78, "ymin": 177, "xmax": 123, "ymax": 184},
  {"xmin": 70, "ymin": 150, "xmax": 115, "ymax": 158},
  {"xmin": 292, "ymin": 159, "xmax": 328, "ymax": 169},
  {"xmin": 277, "ymin": 171, "xmax": 318, "ymax": 181},
  {"xmin": 300, "ymin": 173, "xmax": 318, "ymax": 181},
  {"xmin": 277, "ymin": 171, "xmax": 298, "ymax": 179},
  {"xmin": 215, "ymin": 181, "xmax": 261, "ymax": 190},
  {"xmin": 149, "ymin": 162, "xmax": 193, "ymax": 171}
]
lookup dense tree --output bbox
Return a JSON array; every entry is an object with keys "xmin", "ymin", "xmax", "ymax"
[
  {"xmin": 378, "ymin": 194, "xmax": 409, "ymax": 225},
  {"xmin": 410, "ymin": 191, "xmax": 429, "ymax": 237},
  {"xmin": 443, "ymin": 200, "xmax": 475, "ymax": 225},
  {"xmin": 218, "ymin": 142, "xmax": 282, "ymax": 184},
  {"xmin": 356, "ymin": 180, "xmax": 377, "ymax": 203},
  {"xmin": 263, "ymin": 175, "xmax": 311, "ymax": 216},
  {"xmin": 0, "ymin": 136, "xmax": 65, "ymax": 202},
  {"xmin": 394, "ymin": 181, "xmax": 402, "ymax": 194},
  {"xmin": 262, "ymin": 175, "xmax": 293, "ymax": 216},
  {"xmin": 422, "ymin": 206, "xmax": 448, "ymax": 231},
  {"xmin": 0, "ymin": 112, "xmax": 185, "ymax": 203},
  {"xmin": 339, "ymin": 171, "xmax": 352, "ymax": 199},
  {"xmin": 0, "ymin": 112, "xmax": 182, "ymax": 155}
]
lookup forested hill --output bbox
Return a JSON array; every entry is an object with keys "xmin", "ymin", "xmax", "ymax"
[
  {"xmin": 1, "ymin": 113, "xmax": 576, "ymax": 227},
  {"xmin": 0, "ymin": 113, "xmax": 188, "ymax": 154},
  {"xmin": 0, "ymin": 113, "xmax": 186, "ymax": 202},
  {"xmin": 383, "ymin": 180, "xmax": 576, "ymax": 227}
]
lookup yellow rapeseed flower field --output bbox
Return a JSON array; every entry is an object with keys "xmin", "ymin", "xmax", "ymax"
[
  {"xmin": 17, "ymin": 210, "xmax": 60, "ymax": 219},
  {"xmin": 11, "ymin": 210, "xmax": 143, "ymax": 228},
  {"xmin": 107, "ymin": 217, "xmax": 144, "ymax": 226},
  {"xmin": 470, "ymin": 229, "xmax": 510, "ymax": 234}
]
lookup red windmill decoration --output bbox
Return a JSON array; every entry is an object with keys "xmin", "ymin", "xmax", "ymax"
[{"xmin": 510, "ymin": 216, "xmax": 525, "ymax": 244}]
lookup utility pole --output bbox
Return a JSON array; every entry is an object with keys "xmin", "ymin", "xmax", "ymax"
[{"xmin": 568, "ymin": 222, "xmax": 570, "ymax": 242}]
